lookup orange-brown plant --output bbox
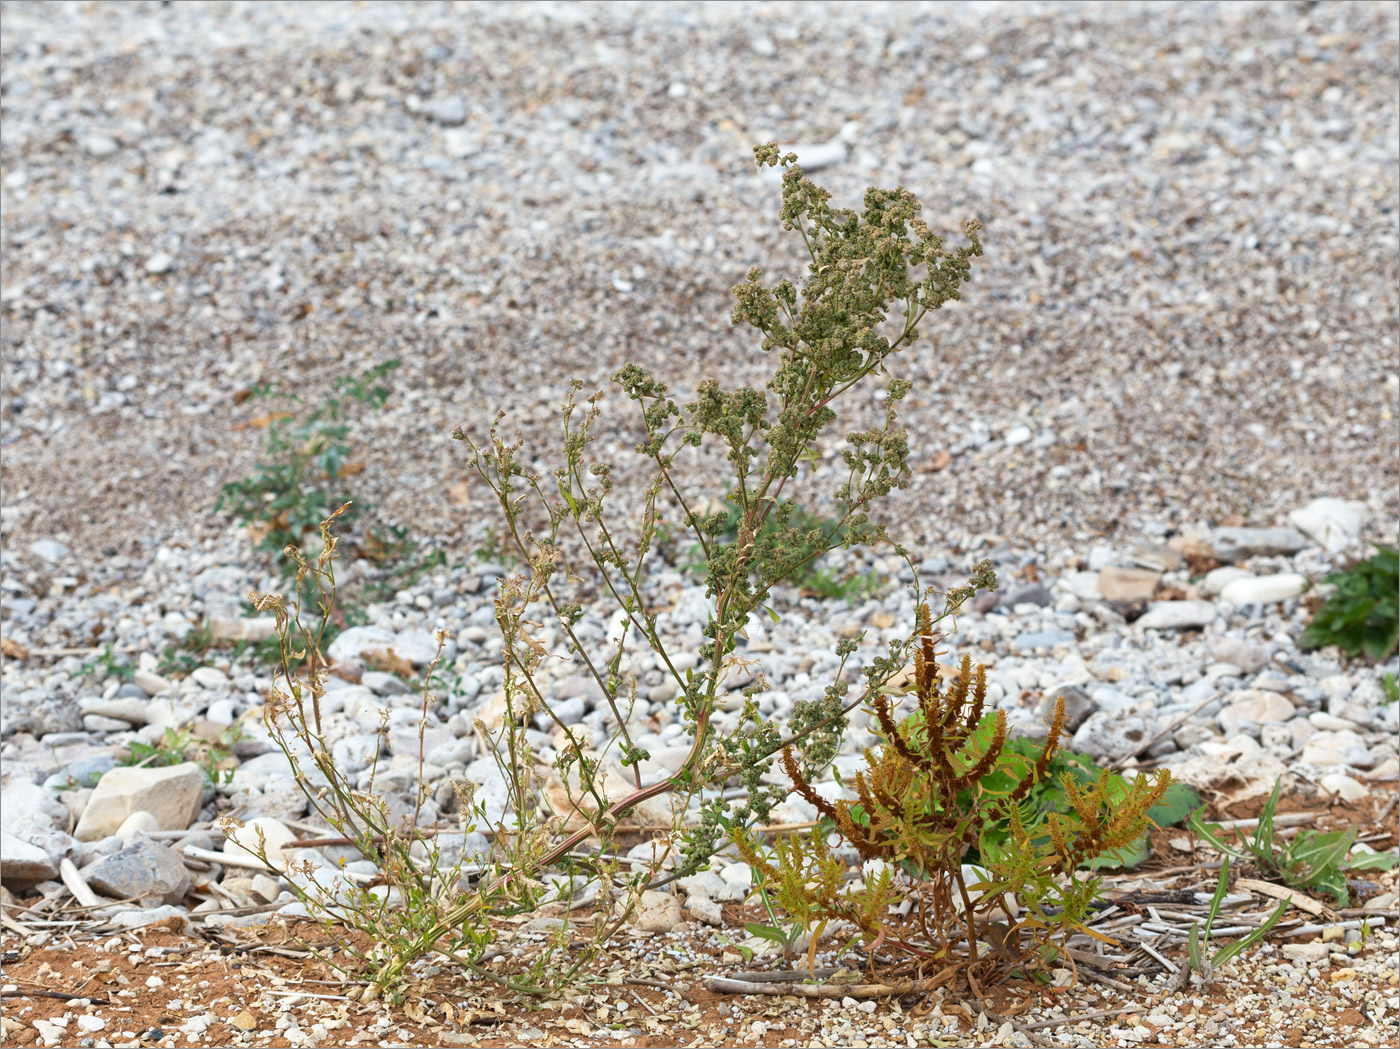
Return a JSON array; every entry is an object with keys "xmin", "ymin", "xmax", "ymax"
[{"xmin": 737, "ymin": 602, "xmax": 1173, "ymax": 978}]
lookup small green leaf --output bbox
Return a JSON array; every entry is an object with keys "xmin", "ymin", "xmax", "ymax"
[
  {"xmin": 744, "ymin": 923, "xmax": 788, "ymax": 943},
  {"xmin": 557, "ymin": 480, "xmax": 579, "ymax": 515},
  {"xmin": 1342, "ymin": 850, "xmax": 1398, "ymax": 872}
]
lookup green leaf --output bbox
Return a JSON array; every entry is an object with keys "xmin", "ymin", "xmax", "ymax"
[
  {"xmin": 1205, "ymin": 857, "xmax": 1230, "ymax": 935},
  {"xmin": 1188, "ymin": 809, "xmax": 1247, "ymax": 860},
  {"xmin": 1306, "ymin": 868, "xmax": 1351, "ymax": 908},
  {"xmin": 1147, "ymin": 782, "xmax": 1202, "ymax": 829},
  {"xmin": 762, "ymin": 605, "xmax": 781, "ymax": 624},
  {"xmin": 1211, "ymin": 897, "xmax": 1289, "ymax": 970},
  {"xmin": 1342, "ymin": 850, "xmax": 1398, "ymax": 872},
  {"xmin": 745, "ymin": 923, "xmax": 790, "ymax": 944},
  {"xmin": 557, "ymin": 480, "xmax": 579, "ymax": 515},
  {"xmin": 1286, "ymin": 827, "xmax": 1355, "ymax": 883},
  {"xmin": 1082, "ymin": 832, "xmax": 1150, "ymax": 871}
]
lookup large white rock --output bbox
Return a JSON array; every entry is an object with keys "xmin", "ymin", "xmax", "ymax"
[
  {"xmin": 326, "ymin": 626, "xmax": 398, "ymax": 665},
  {"xmin": 1136, "ymin": 600, "xmax": 1218, "ymax": 631},
  {"xmin": 1302, "ymin": 730, "xmax": 1375, "ymax": 769},
  {"xmin": 222, "ymin": 817, "xmax": 300, "ymax": 872},
  {"xmin": 1220, "ymin": 573, "xmax": 1306, "ymax": 606},
  {"xmin": 633, "ymin": 889, "xmax": 683, "ymax": 932},
  {"xmin": 1218, "ymin": 689, "xmax": 1297, "ymax": 737},
  {"xmin": 1288, "ymin": 498, "xmax": 1368, "ymax": 553},
  {"xmin": 73, "ymin": 763, "xmax": 204, "ymax": 841},
  {"xmin": 1319, "ymin": 773, "xmax": 1369, "ymax": 802},
  {"xmin": 1, "ymin": 828, "xmax": 58, "ymax": 886},
  {"xmin": 1169, "ymin": 735, "xmax": 1288, "ymax": 804}
]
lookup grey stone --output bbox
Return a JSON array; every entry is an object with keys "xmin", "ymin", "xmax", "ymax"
[
  {"xmin": 1088, "ymin": 686, "xmax": 1142, "ymax": 715},
  {"xmin": 1208, "ymin": 637, "xmax": 1270, "ymax": 675},
  {"xmin": 326, "ymin": 626, "xmax": 398, "ymax": 665},
  {"xmin": 331, "ymin": 733, "xmax": 382, "ymax": 774},
  {"xmin": 85, "ymin": 714, "xmax": 132, "ymax": 732},
  {"xmin": 1, "ymin": 828, "xmax": 58, "ymax": 886},
  {"xmin": 1, "ymin": 687, "xmax": 82, "ymax": 737},
  {"xmin": 554, "ymin": 674, "xmax": 606, "ymax": 705},
  {"xmin": 1136, "ymin": 600, "xmax": 1217, "ymax": 631},
  {"xmin": 536, "ymin": 696, "xmax": 585, "ymax": 726},
  {"xmin": 392, "ymin": 629, "xmax": 452, "ymax": 666},
  {"xmin": 1012, "ymin": 629, "xmax": 1076, "ymax": 652},
  {"xmin": 1209, "ymin": 527, "xmax": 1308, "ymax": 563},
  {"xmin": 463, "ymin": 756, "xmax": 511, "ymax": 824},
  {"xmin": 1069, "ymin": 709, "xmax": 1158, "ymax": 763},
  {"xmin": 361, "ymin": 671, "xmax": 412, "ymax": 696},
  {"xmin": 685, "ymin": 895, "xmax": 723, "ymax": 925},
  {"xmin": 29, "ymin": 538, "xmax": 70, "ymax": 562},
  {"xmin": 426, "ymin": 736, "xmax": 474, "ymax": 767},
  {"xmin": 423, "ymin": 95, "xmax": 468, "ymax": 125},
  {"xmin": 234, "ymin": 783, "xmax": 308, "ymax": 821},
  {"xmin": 676, "ymin": 870, "xmax": 727, "ymax": 900},
  {"xmin": 86, "ymin": 840, "xmax": 191, "ymax": 906},
  {"xmin": 144, "ymin": 252, "xmax": 175, "ymax": 275},
  {"xmin": 1001, "ymin": 583, "xmax": 1053, "ymax": 608},
  {"xmin": 107, "ymin": 905, "xmax": 191, "ymax": 932},
  {"xmin": 388, "ymin": 723, "xmax": 455, "ymax": 759}
]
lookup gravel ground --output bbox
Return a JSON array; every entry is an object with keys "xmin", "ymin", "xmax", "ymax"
[{"xmin": 2, "ymin": 0, "xmax": 1396, "ymax": 569}]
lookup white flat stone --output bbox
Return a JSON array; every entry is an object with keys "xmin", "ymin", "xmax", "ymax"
[
  {"xmin": 1136, "ymin": 600, "xmax": 1218, "ymax": 630},
  {"xmin": 1221, "ymin": 573, "xmax": 1306, "ymax": 606}
]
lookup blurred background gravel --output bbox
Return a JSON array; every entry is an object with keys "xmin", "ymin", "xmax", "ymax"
[{"xmin": 2, "ymin": 0, "xmax": 1396, "ymax": 573}]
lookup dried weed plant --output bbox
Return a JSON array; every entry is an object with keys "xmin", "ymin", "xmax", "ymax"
[{"xmin": 245, "ymin": 144, "xmax": 996, "ymax": 997}]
